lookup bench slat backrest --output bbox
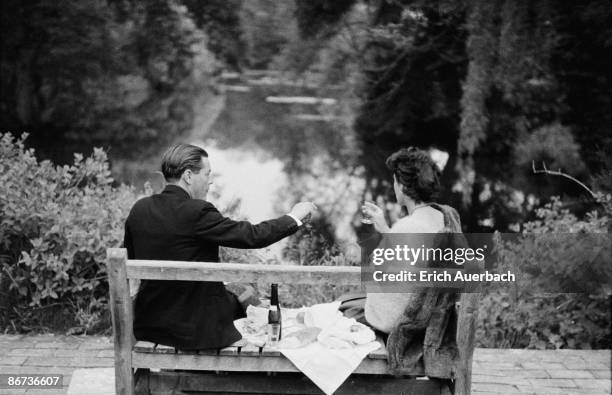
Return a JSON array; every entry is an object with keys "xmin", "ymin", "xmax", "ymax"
[{"xmin": 126, "ymin": 258, "xmax": 362, "ymax": 284}]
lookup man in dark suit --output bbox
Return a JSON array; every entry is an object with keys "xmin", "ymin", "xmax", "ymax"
[{"xmin": 123, "ymin": 143, "xmax": 316, "ymax": 349}]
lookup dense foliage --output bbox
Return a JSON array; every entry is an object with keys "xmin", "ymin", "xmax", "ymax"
[
  {"xmin": 0, "ymin": 134, "xmax": 137, "ymax": 333},
  {"xmin": 0, "ymin": 0, "xmax": 216, "ymax": 162},
  {"xmin": 290, "ymin": 0, "xmax": 612, "ymax": 232},
  {"xmin": 183, "ymin": 0, "xmax": 245, "ymax": 68},
  {"xmin": 478, "ymin": 197, "xmax": 611, "ymax": 349}
]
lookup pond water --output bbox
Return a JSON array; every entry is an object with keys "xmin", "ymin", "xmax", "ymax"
[
  {"xmin": 188, "ymin": 81, "xmax": 364, "ymax": 249},
  {"xmin": 190, "ymin": 142, "xmax": 287, "ymax": 223}
]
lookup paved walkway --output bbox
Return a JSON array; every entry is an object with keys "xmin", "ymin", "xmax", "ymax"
[{"xmin": 0, "ymin": 335, "xmax": 609, "ymax": 394}]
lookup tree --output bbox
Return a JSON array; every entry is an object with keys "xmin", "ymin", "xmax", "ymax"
[
  {"xmin": 0, "ymin": 0, "xmax": 213, "ymax": 162},
  {"xmin": 292, "ymin": 0, "xmax": 612, "ymax": 230},
  {"xmin": 182, "ymin": 0, "xmax": 245, "ymax": 69}
]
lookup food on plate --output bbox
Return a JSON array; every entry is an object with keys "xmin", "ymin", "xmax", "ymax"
[
  {"xmin": 236, "ymin": 317, "xmax": 266, "ymax": 336},
  {"xmin": 316, "ymin": 321, "xmax": 376, "ymax": 349},
  {"xmin": 278, "ymin": 327, "xmax": 321, "ymax": 349},
  {"xmin": 317, "ymin": 333, "xmax": 353, "ymax": 349},
  {"xmin": 346, "ymin": 322, "xmax": 376, "ymax": 344}
]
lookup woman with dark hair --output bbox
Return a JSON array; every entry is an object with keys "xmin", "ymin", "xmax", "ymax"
[
  {"xmin": 360, "ymin": 147, "xmax": 446, "ymax": 333},
  {"xmin": 362, "ymin": 147, "xmax": 443, "ymax": 232}
]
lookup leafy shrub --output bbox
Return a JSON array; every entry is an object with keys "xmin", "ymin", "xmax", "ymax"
[
  {"xmin": 477, "ymin": 196, "xmax": 611, "ymax": 349},
  {"xmin": 281, "ymin": 238, "xmax": 360, "ymax": 308},
  {"xmin": 222, "ymin": 216, "xmax": 360, "ymax": 309},
  {"xmin": 0, "ymin": 133, "xmax": 137, "ymax": 333}
]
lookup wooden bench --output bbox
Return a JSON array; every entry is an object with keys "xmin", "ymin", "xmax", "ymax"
[{"xmin": 107, "ymin": 248, "xmax": 478, "ymax": 394}]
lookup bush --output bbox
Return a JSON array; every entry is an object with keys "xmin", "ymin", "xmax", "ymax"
[
  {"xmin": 477, "ymin": 196, "xmax": 611, "ymax": 349},
  {"xmin": 0, "ymin": 133, "xmax": 137, "ymax": 333},
  {"xmin": 222, "ymin": 216, "xmax": 360, "ymax": 309}
]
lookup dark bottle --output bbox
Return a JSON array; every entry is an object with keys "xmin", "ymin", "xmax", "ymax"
[{"xmin": 268, "ymin": 283, "xmax": 282, "ymax": 341}]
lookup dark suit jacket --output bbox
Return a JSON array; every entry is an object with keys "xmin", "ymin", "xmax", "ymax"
[{"xmin": 123, "ymin": 185, "xmax": 299, "ymax": 349}]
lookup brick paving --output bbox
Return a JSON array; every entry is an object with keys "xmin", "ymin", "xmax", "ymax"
[{"xmin": 0, "ymin": 335, "xmax": 609, "ymax": 394}]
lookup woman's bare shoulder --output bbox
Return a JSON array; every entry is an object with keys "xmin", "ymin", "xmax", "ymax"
[{"xmin": 391, "ymin": 207, "xmax": 443, "ymax": 233}]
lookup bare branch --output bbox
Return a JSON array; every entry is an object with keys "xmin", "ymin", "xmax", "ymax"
[{"xmin": 532, "ymin": 160, "xmax": 596, "ymax": 199}]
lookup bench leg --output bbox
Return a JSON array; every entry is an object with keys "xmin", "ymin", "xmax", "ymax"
[
  {"xmin": 453, "ymin": 367, "xmax": 471, "ymax": 394},
  {"xmin": 435, "ymin": 378, "xmax": 453, "ymax": 395},
  {"xmin": 134, "ymin": 369, "xmax": 151, "ymax": 395}
]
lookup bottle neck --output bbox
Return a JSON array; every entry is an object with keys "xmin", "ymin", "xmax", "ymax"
[{"xmin": 270, "ymin": 283, "xmax": 279, "ymax": 306}]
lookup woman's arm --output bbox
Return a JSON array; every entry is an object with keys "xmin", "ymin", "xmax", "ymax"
[{"xmin": 361, "ymin": 201, "xmax": 391, "ymax": 233}]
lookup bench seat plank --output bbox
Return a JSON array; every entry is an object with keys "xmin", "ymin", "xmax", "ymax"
[
  {"xmin": 156, "ymin": 344, "xmax": 175, "ymax": 354},
  {"xmin": 367, "ymin": 339, "xmax": 387, "ymax": 360},
  {"xmin": 260, "ymin": 345, "xmax": 281, "ymax": 357},
  {"xmin": 219, "ymin": 346, "xmax": 240, "ymax": 356},
  {"xmin": 134, "ymin": 339, "xmax": 248, "ymax": 354},
  {"xmin": 133, "ymin": 337, "xmax": 393, "ymax": 363},
  {"xmin": 131, "ymin": 351, "xmax": 400, "ymax": 375},
  {"xmin": 133, "ymin": 341, "xmax": 158, "ymax": 353},
  {"xmin": 239, "ymin": 343, "xmax": 261, "ymax": 356}
]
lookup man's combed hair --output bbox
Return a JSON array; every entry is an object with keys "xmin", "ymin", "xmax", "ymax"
[
  {"xmin": 161, "ymin": 143, "xmax": 208, "ymax": 182},
  {"xmin": 386, "ymin": 147, "xmax": 441, "ymax": 203}
]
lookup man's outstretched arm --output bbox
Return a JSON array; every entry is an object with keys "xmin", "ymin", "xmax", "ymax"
[{"xmin": 194, "ymin": 201, "xmax": 316, "ymax": 249}]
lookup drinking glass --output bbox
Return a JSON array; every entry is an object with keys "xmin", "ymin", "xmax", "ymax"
[
  {"xmin": 267, "ymin": 323, "xmax": 281, "ymax": 347},
  {"xmin": 361, "ymin": 203, "xmax": 373, "ymax": 224}
]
